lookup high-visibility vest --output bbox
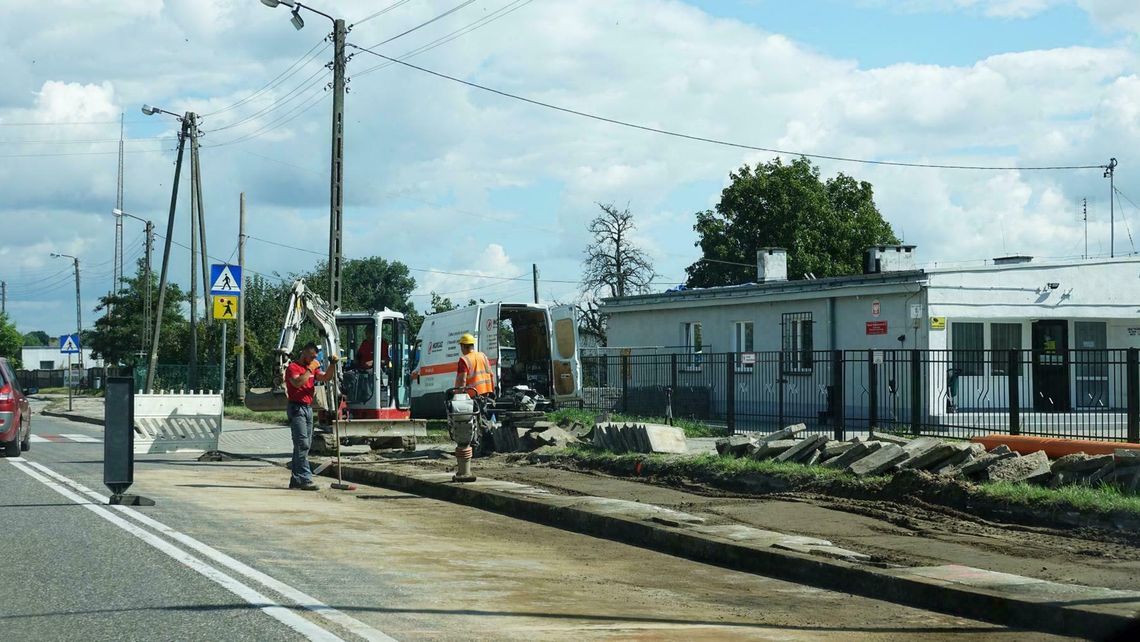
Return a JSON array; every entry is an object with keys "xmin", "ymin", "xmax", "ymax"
[{"xmin": 460, "ymin": 351, "xmax": 495, "ymax": 396}]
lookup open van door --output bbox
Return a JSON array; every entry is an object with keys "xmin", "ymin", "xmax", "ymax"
[
  {"xmin": 549, "ymin": 305, "xmax": 581, "ymax": 402},
  {"xmin": 479, "ymin": 303, "xmax": 501, "ymax": 382}
]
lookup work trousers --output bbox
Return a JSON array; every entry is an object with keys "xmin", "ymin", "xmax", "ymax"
[{"xmin": 287, "ymin": 401, "xmax": 314, "ymax": 485}]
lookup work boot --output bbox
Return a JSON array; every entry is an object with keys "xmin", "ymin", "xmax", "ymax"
[{"xmin": 296, "ymin": 482, "xmax": 319, "ymax": 491}]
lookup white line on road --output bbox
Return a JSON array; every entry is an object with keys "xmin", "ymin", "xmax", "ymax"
[
  {"xmin": 6, "ymin": 459, "xmax": 346, "ymax": 642},
  {"xmin": 18, "ymin": 459, "xmax": 397, "ymax": 642},
  {"xmin": 60, "ymin": 433, "xmax": 101, "ymax": 443},
  {"xmin": 28, "ymin": 435, "xmax": 48, "ymax": 443}
]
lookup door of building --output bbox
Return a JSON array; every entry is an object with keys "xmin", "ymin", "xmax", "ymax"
[
  {"xmin": 1031, "ymin": 320, "xmax": 1070, "ymax": 412},
  {"xmin": 1073, "ymin": 321, "xmax": 1108, "ymax": 408}
]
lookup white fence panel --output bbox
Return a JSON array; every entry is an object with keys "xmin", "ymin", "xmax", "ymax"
[{"xmin": 134, "ymin": 391, "xmax": 223, "ymax": 454}]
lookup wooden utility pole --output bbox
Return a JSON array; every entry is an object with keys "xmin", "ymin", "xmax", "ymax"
[
  {"xmin": 532, "ymin": 264, "xmax": 539, "ymax": 304},
  {"xmin": 237, "ymin": 192, "xmax": 246, "ymax": 403}
]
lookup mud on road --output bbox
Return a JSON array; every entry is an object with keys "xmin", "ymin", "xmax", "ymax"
[{"xmin": 371, "ymin": 451, "xmax": 1140, "ymax": 594}]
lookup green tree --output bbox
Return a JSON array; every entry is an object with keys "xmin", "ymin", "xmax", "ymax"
[
  {"xmin": 686, "ymin": 157, "xmax": 899, "ymax": 287},
  {"xmin": 429, "ymin": 292, "xmax": 458, "ymax": 314},
  {"xmin": 87, "ymin": 259, "xmax": 188, "ymax": 367},
  {"xmin": 0, "ymin": 314, "xmax": 22, "ymax": 369},
  {"xmin": 22, "ymin": 330, "xmax": 50, "ymax": 347},
  {"xmin": 240, "ymin": 274, "xmax": 293, "ymax": 388}
]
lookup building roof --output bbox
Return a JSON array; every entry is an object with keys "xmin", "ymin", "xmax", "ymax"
[{"xmin": 602, "ymin": 269, "xmax": 927, "ymax": 311}]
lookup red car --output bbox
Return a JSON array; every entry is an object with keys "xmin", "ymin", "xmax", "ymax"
[{"xmin": 0, "ymin": 357, "xmax": 34, "ymax": 457}]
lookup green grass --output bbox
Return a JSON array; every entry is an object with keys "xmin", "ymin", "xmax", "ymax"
[
  {"xmin": 977, "ymin": 480, "xmax": 1140, "ymax": 514},
  {"xmin": 545, "ymin": 408, "xmax": 728, "ymax": 438},
  {"xmin": 224, "ymin": 405, "xmax": 288, "ymax": 425}
]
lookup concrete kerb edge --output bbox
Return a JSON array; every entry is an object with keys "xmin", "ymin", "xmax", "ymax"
[
  {"xmin": 326, "ymin": 462, "xmax": 1136, "ymax": 639},
  {"xmin": 40, "ymin": 409, "xmax": 105, "ymax": 427}
]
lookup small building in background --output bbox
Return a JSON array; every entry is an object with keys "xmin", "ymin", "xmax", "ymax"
[{"xmin": 20, "ymin": 346, "xmax": 103, "ymax": 371}]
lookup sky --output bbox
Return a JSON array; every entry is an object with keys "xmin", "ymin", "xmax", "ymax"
[{"xmin": 2, "ymin": 0, "xmax": 1140, "ymax": 339}]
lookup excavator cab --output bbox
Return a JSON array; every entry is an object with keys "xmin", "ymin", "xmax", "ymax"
[{"xmin": 336, "ymin": 311, "xmax": 412, "ymax": 418}]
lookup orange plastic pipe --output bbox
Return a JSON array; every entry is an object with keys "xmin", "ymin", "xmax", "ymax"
[{"xmin": 971, "ymin": 434, "xmax": 1140, "ymax": 459}]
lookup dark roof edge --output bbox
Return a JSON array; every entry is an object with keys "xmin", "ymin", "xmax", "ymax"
[{"xmin": 603, "ymin": 270, "xmax": 927, "ymax": 306}]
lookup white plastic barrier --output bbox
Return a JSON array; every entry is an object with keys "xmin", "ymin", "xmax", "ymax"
[{"xmin": 134, "ymin": 390, "xmax": 224, "ymax": 454}]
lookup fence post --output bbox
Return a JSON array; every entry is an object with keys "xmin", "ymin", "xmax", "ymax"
[
  {"xmin": 1008, "ymin": 349, "xmax": 1021, "ymax": 436},
  {"xmin": 1128, "ymin": 347, "xmax": 1139, "ymax": 444},
  {"xmin": 726, "ymin": 354, "xmax": 736, "ymax": 434},
  {"xmin": 868, "ymin": 349, "xmax": 878, "ymax": 432},
  {"xmin": 670, "ymin": 353, "xmax": 678, "ymax": 395},
  {"xmin": 909, "ymin": 349, "xmax": 921, "ymax": 436},
  {"xmin": 621, "ymin": 353, "xmax": 630, "ymax": 414},
  {"xmin": 831, "ymin": 349, "xmax": 844, "ymax": 441},
  {"xmin": 777, "ymin": 351, "xmax": 786, "ymax": 428}
]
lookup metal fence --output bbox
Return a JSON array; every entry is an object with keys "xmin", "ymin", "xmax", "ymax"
[
  {"xmin": 580, "ymin": 348, "xmax": 1140, "ymax": 442},
  {"xmin": 16, "ymin": 367, "xmax": 121, "ymax": 390},
  {"xmin": 132, "ymin": 365, "xmax": 224, "ymax": 394}
]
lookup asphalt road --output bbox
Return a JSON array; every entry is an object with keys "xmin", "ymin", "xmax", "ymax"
[{"xmin": 0, "ymin": 411, "xmax": 1067, "ymax": 641}]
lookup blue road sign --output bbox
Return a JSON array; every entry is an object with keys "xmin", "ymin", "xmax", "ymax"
[
  {"xmin": 210, "ymin": 264, "xmax": 242, "ymax": 295},
  {"xmin": 60, "ymin": 334, "xmax": 81, "ymax": 354}
]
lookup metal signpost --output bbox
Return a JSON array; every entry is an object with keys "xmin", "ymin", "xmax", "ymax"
[
  {"xmin": 210, "ymin": 265, "xmax": 242, "ymax": 400},
  {"xmin": 59, "ymin": 334, "xmax": 81, "ymax": 411}
]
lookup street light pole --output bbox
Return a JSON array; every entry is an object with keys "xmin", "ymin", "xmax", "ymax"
[
  {"xmin": 51, "ymin": 252, "xmax": 83, "ymax": 381},
  {"xmin": 143, "ymin": 107, "xmax": 190, "ymax": 393},
  {"xmin": 261, "ymin": 0, "xmax": 347, "ymax": 312}
]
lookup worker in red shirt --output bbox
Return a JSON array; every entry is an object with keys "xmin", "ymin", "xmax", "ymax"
[
  {"xmin": 285, "ymin": 341, "xmax": 338, "ymax": 491},
  {"xmin": 353, "ymin": 325, "xmax": 389, "ymax": 370}
]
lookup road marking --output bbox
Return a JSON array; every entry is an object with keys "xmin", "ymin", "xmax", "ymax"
[
  {"xmin": 29, "ymin": 435, "xmax": 48, "ymax": 443},
  {"xmin": 60, "ymin": 433, "xmax": 101, "ymax": 443},
  {"xmin": 19, "ymin": 459, "xmax": 397, "ymax": 642},
  {"xmin": 6, "ymin": 459, "xmax": 347, "ymax": 642}
]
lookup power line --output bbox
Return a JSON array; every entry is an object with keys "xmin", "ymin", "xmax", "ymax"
[
  {"xmin": 354, "ymin": 0, "xmax": 417, "ymax": 27},
  {"xmin": 0, "ymin": 147, "xmax": 171, "ymax": 159},
  {"xmin": 348, "ymin": 42, "xmax": 1108, "ymax": 172},
  {"xmin": 204, "ymin": 88, "xmax": 330, "ymax": 148},
  {"xmin": 0, "ymin": 119, "xmax": 147, "ymax": 127},
  {"xmin": 205, "ymin": 66, "xmax": 331, "ymax": 133},
  {"xmin": 365, "ymin": 0, "xmax": 476, "ymax": 48},
  {"xmin": 355, "ymin": 0, "xmax": 535, "ymax": 79},
  {"xmin": 0, "ymin": 136, "xmax": 176, "ymax": 145},
  {"xmin": 202, "ymin": 38, "xmax": 329, "ymax": 117}
]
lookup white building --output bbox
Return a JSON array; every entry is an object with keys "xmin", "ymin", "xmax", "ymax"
[
  {"xmin": 20, "ymin": 346, "xmax": 103, "ymax": 370},
  {"xmin": 600, "ymin": 246, "xmax": 1140, "ymax": 435}
]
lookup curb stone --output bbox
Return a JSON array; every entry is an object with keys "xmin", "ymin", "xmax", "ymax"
[{"xmin": 324, "ymin": 461, "xmax": 1140, "ymax": 639}]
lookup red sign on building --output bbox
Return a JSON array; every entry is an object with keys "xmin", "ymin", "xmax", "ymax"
[{"xmin": 866, "ymin": 321, "xmax": 888, "ymax": 335}]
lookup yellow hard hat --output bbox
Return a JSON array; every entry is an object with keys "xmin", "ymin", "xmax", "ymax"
[{"xmin": 458, "ymin": 333, "xmax": 476, "ymax": 346}]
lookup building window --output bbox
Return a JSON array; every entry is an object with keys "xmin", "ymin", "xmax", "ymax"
[
  {"xmin": 951, "ymin": 322, "xmax": 984, "ymax": 376},
  {"xmin": 39, "ymin": 360, "xmax": 55, "ymax": 370},
  {"xmin": 733, "ymin": 321, "xmax": 754, "ymax": 367},
  {"xmin": 782, "ymin": 312, "xmax": 813, "ymax": 373},
  {"xmin": 682, "ymin": 322, "xmax": 703, "ymax": 365},
  {"xmin": 990, "ymin": 323, "xmax": 1023, "ymax": 375}
]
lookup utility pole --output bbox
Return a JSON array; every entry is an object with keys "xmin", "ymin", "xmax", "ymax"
[
  {"xmin": 114, "ymin": 113, "xmax": 125, "ymax": 298},
  {"xmin": 188, "ymin": 114, "xmax": 200, "ymax": 390},
  {"xmin": 190, "ymin": 113, "xmax": 211, "ymax": 326},
  {"xmin": 145, "ymin": 114, "xmax": 190, "ymax": 394},
  {"xmin": 1, "ymin": 280, "xmax": 5, "ymax": 316},
  {"xmin": 1083, "ymin": 198, "xmax": 1088, "ymax": 260},
  {"xmin": 237, "ymin": 192, "xmax": 247, "ymax": 403},
  {"xmin": 1106, "ymin": 158, "xmax": 1118, "ymax": 258},
  {"xmin": 144, "ymin": 219, "xmax": 154, "ymax": 354},
  {"xmin": 329, "ymin": 17, "xmax": 347, "ymax": 313},
  {"xmin": 532, "ymin": 264, "xmax": 539, "ymax": 304}
]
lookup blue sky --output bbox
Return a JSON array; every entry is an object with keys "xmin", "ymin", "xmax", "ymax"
[{"xmin": 2, "ymin": 0, "xmax": 1140, "ymax": 338}]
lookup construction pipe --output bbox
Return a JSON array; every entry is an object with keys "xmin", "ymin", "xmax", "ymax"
[{"xmin": 972, "ymin": 434, "xmax": 1140, "ymax": 459}]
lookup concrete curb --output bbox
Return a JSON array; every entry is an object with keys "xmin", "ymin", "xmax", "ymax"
[
  {"xmin": 40, "ymin": 409, "xmax": 105, "ymax": 427},
  {"xmin": 329, "ymin": 462, "xmax": 1139, "ymax": 639}
]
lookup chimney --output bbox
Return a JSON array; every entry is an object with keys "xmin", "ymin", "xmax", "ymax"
[
  {"xmin": 864, "ymin": 245, "xmax": 917, "ymax": 274},
  {"xmin": 757, "ymin": 248, "xmax": 787, "ymax": 282}
]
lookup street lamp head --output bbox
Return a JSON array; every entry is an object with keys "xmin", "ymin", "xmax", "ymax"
[
  {"xmin": 112, "ymin": 208, "xmax": 124, "ymax": 217},
  {"xmin": 260, "ymin": 0, "xmax": 297, "ymax": 7},
  {"xmin": 141, "ymin": 104, "xmax": 158, "ymax": 116},
  {"xmin": 50, "ymin": 253, "xmax": 61, "ymax": 258},
  {"xmin": 290, "ymin": 8, "xmax": 305, "ymax": 30}
]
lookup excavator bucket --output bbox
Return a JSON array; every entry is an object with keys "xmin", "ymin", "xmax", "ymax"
[{"xmin": 244, "ymin": 388, "xmax": 289, "ymax": 412}]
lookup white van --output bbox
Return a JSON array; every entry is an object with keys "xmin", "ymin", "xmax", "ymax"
[{"xmin": 409, "ymin": 302, "xmax": 582, "ymax": 418}]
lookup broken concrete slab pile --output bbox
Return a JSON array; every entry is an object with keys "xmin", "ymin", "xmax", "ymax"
[
  {"xmin": 481, "ymin": 418, "xmax": 689, "ymax": 456},
  {"xmin": 715, "ymin": 425, "xmax": 1140, "ymax": 492}
]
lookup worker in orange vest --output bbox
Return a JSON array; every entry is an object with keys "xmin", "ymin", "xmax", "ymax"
[{"xmin": 454, "ymin": 333, "xmax": 495, "ymax": 398}]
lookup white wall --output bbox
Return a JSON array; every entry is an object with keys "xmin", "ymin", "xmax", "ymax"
[{"xmin": 20, "ymin": 346, "xmax": 102, "ymax": 369}]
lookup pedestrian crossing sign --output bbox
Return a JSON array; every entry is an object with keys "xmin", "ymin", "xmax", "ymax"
[
  {"xmin": 59, "ymin": 334, "xmax": 81, "ymax": 354},
  {"xmin": 213, "ymin": 295, "xmax": 238, "ymax": 320},
  {"xmin": 210, "ymin": 264, "xmax": 242, "ymax": 295}
]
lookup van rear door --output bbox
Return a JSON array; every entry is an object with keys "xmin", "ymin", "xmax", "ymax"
[
  {"xmin": 548, "ymin": 305, "xmax": 581, "ymax": 402},
  {"xmin": 478, "ymin": 304, "xmax": 501, "ymax": 384}
]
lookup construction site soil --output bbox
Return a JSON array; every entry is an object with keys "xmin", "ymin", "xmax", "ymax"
[{"xmin": 349, "ymin": 450, "xmax": 1140, "ymax": 594}]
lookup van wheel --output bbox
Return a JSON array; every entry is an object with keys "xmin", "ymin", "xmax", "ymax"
[
  {"xmin": 20, "ymin": 433, "xmax": 30, "ymax": 452},
  {"xmin": 3, "ymin": 440, "xmax": 19, "ymax": 457}
]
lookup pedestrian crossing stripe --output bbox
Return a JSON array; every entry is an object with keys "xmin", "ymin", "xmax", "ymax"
[
  {"xmin": 210, "ymin": 264, "xmax": 242, "ymax": 295},
  {"xmin": 30, "ymin": 434, "xmax": 103, "ymax": 443}
]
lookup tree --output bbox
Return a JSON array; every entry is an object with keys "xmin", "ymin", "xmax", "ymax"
[
  {"xmin": 0, "ymin": 314, "xmax": 22, "ymax": 369},
  {"xmin": 23, "ymin": 330, "xmax": 50, "ymax": 347},
  {"xmin": 87, "ymin": 259, "xmax": 188, "ymax": 368},
  {"xmin": 428, "ymin": 292, "xmax": 459, "ymax": 314},
  {"xmin": 302, "ymin": 256, "xmax": 418, "ymax": 316},
  {"xmin": 582, "ymin": 203, "xmax": 657, "ymax": 299},
  {"xmin": 685, "ymin": 157, "xmax": 899, "ymax": 287}
]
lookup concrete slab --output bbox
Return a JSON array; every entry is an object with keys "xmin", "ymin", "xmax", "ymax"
[
  {"xmin": 753, "ymin": 439, "xmax": 800, "ymax": 459},
  {"xmin": 643, "ymin": 424, "xmax": 688, "ymax": 454},
  {"xmin": 820, "ymin": 441, "xmax": 855, "ymax": 460},
  {"xmin": 898, "ymin": 565, "xmax": 1140, "ymax": 608},
  {"xmin": 774, "ymin": 434, "xmax": 827, "ymax": 463},
  {"xmin": 822, "ymin": 441, "xmax": 882, "ymax": 469},
  {"xmin": 907, "ymin": 442, "xmax": 970, "ymax": 471},
  {"xmin": 758, "ymin": 423, "xmax": 806, "ymax": 445},
  {"xmin": 985, "ymin": 450, "xmax": 1051, "ymax": 483},
  {"xmin": 716, "ymin": 434, "xmax": 756, "ymax": 457},
  {"xmin": 847, "ymin": 443, "xmax": 909, "ymax": 477},
  {"xmin": 1051, "ymin": 452, "xmax": 1113, "ymax": 473}
]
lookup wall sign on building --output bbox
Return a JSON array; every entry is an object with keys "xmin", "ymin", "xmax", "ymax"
[
  {"xmin": 866, "ymin": 321, "xmax": 888, "ymax": 335},
  {"xmin": 1129, "ymin": 328, "xmax": 1140, "ymax": 337},
  {"xmin": 871, "ymin": 300, "xmax": 880, "ymax": 317},
  {"xmin": 910, "ymin": 303, "xmax": 923, "ymax": 319},
  {"xmin": 740, "ymin": 352, "xmax": 757, "ymax": 365},
  {"xmin": 930, "ymin": 317, "xmax": 947, "ymax": 331}
]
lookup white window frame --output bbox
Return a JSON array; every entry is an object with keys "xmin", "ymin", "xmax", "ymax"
[
  {"xmin": 682, "ymin": 321, "xmax": 703, "ymax": 369},
  {"xmin": 782, "ymin": 313, "xmax": 813, "ymax": 374},
  {"xmin": 733, "ymin": 321, "xmax": 754, "ymax": 370}
]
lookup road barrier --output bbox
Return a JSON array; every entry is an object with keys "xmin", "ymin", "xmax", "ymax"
[{"xmin": 133, "ymin": 390, "xmax": 223, "ymax": 454}]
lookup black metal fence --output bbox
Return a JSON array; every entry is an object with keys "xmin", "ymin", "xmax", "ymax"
[
  {"xmin": 16, "ymin": 367, "xmax": 120, "ymax": 390},
  {"xmin": 580, "ymin": 348, "xmax": 1140, "ymax": 442}
]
